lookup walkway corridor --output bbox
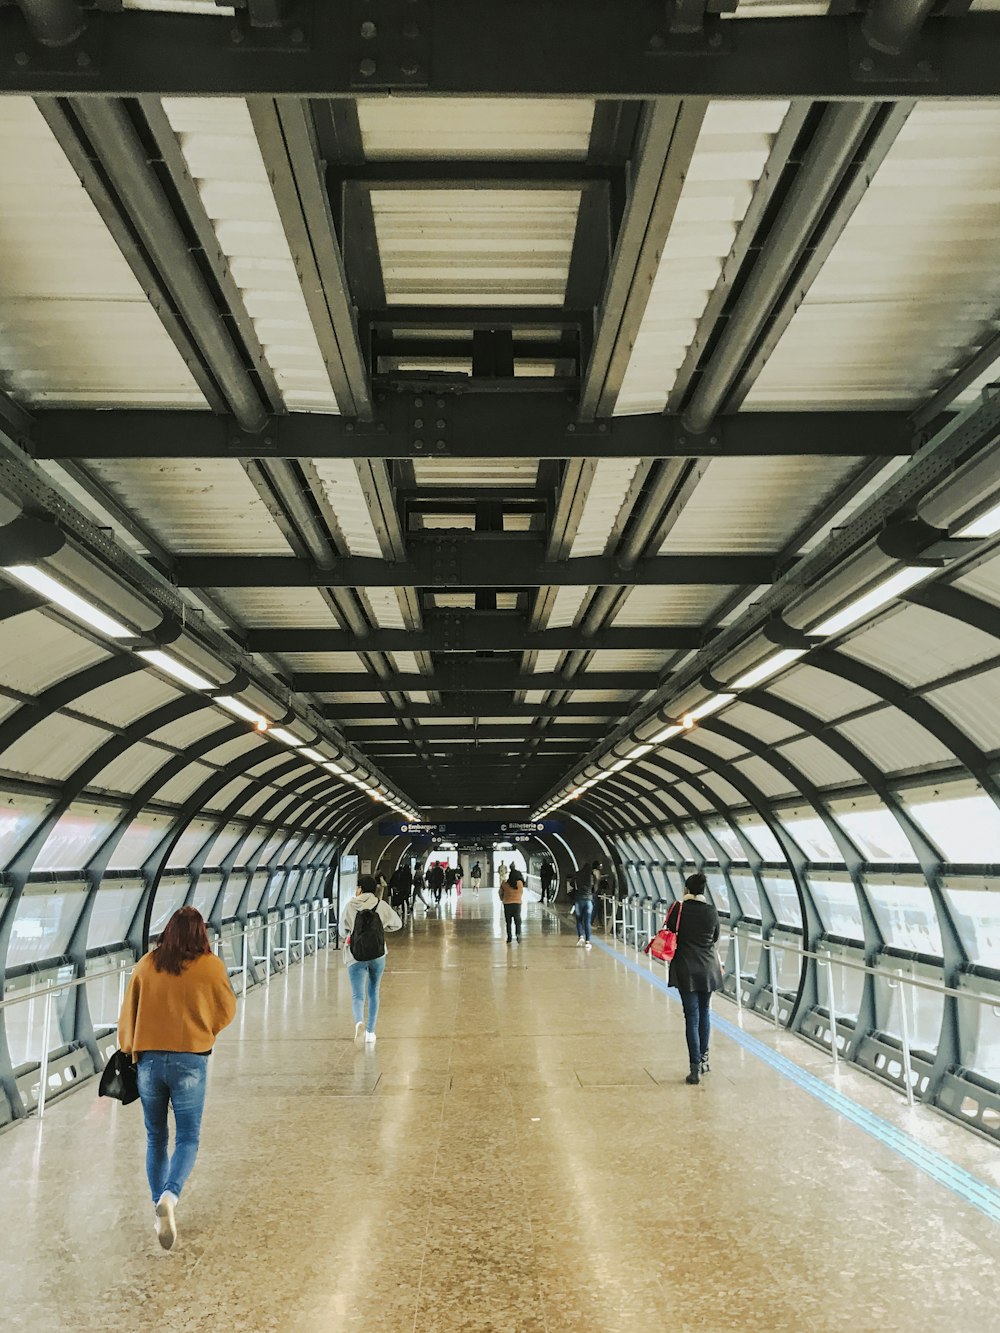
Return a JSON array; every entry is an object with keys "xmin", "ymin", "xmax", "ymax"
[{"xmin": 2, "ymin": 898, "xmax": 999, "ymax": 1332}]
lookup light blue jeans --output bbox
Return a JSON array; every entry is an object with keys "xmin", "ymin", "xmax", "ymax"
[
  {"xmin": 348, "ymin": 955, "xmax": 386, "ymax": 1033},
  {"xmin": 575, "ymin": 899, "xmax": 593, "ymax": 942},
  {"xmin": 137, "ymin": 1051, "xmax": 209, "ymax": 1204}
]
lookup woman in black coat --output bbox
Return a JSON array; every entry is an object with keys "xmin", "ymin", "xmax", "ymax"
[{"xmin": 667, "ymin": 872, "xmax": 724, "ymax": 1085}]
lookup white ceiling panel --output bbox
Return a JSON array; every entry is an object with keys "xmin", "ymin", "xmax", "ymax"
[
  {"xmin": 154, "ymin": 759, "xmax": 217, "ymax": 804},
  {"xmin": 745, "ymin": 103, "xmax": 1000, "ymax": 410},
  {"xmin": 161, "ymin": 97, "xmax": 339, "ymax": 412},
  {"xmin": 411, "ymin": 458, "xmax": 539, "ymax": 488},
  {"xmin": 657, "ymin": 455, "xmax": 862, "ymax": 554},
  {"xmin": 147, "ymin": 709, "xmax": 229, "ymax": 749},
  {"xmin": 569, "ymin": 458, "xmax": 642, "ymax": 556},
  {"xmin": 90, "ymin": 742, "xmax": 174, "ymax": 794},
  {"xmin": 310, "ymin": 459, "xmax": 384, "ymax": 556},
  {"xmin": 766, "ymin": 664, "xmax": 883, "ymax": 721},
  {"xmin": 723, "ymin": 701, "xmax": 803, "ymax": 744},
  {"xmin": 361, "ymin": 587, "xmax": 407, "ymax": 630},
  {"xmin": 2, "ymin": 714, "xmax": 108, "ymax": 782},
  {"xmin": 88, "ymin": 458, "xmax": 290, "ymax": 554},
  {"xmin": 372, "ymin": 189, "xmax": 578, "ymax": 304},
  {"xmin": 545, "ymin": 587, "xmax": 588, "ymax": 628},
  {"xmin": 775, "ymin": 736, "xmax": 864, "ymax": 788},
  {"xmin": 683, "ymin": 729, "xmax": 749, "ymax": 762},
  {"xmin": 213, "ymin": 587, "xmax": 334, "ymax": 628},
  {"xmin": 74, "ymin": 673, "xmax": 181, "ymax": 727},
  {"xmin": 841, "ymin": 603, "xmax": 1000, "ymax": 688},
  {"xmin": 616, "ymin": 100, "xmax": 791, "ymax": 415},
  {"xmin": 0, "ymin": 98, "xmax": 205, "ymax": 408},
  {"xmin": 612, "ymin": 585, "xmax": 732, "ymax": 625},
  {"xmin": 584, "ymin": 650, "xmax": 667, "ymax": 672},
  {"xmin": 925, "ymin": 667, "xmax": 1000, "ymax": 749},
  {"xmin": 358, "ymin": 98, "xmax": 594, "ymax": 159},
  {"xmin": 954, "ymin": 552, "xmax": 1000, "ymax": 608},
  {"xmin": 836, "ymin": 708, "xmax": 955, "ymax": 772},
  {"xmin": 730, "ymin": 755, "xmax": 797, "ymax": 798},
  {"xmin": 0, "ymin": 610, "xmax": 109, "ymax": 695}
]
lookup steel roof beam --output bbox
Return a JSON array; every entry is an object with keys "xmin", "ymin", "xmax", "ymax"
[
  {"xmin": 28, "ymin": 404, "xmax": 913, "ymax": 461},
  {"xmin": 243, "ymin": 621, "xmax": 713, "ymax": 653},
  {"xmin": 292, "ymin": 669, "xmax": 657, "ymax": 692},
  {"xmin": 331, "ymin": 160, "xmax": 623, "ymax": 188},
  {"xmin": 1, "ymin": 7, "xmax": 996, "ymax": 98},
  {"xmin": 344, "ymin": 724, "xmax": 609, "ymax": 742},
  {"xmin": 323, "ymin": 703, "xmax": 625, "ymax": 720},
  {"xmin": 172, "ymin": 549, "xmax": 777, "ymax": 588}
]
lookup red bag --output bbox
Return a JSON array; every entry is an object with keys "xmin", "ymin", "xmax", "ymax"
[{"xmin": 643, "ymin": 901, "xmax": 683, "ymax": 963}]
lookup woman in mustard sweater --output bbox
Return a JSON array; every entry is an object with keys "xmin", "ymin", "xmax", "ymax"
[{"xmin": 118, "ymin": 906, "xmax": 236, "ymax": 1250}]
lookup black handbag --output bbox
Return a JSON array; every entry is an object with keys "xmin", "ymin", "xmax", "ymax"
[{"xmin": 98, "ymin": 1050, "xmax": 140, "ymax": 1105}]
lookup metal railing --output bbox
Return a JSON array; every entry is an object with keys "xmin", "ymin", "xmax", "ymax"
[
  {"xmin": 603, "ymin": 895, "xmax": 1000, "ymax": 1110},
  {"xmin": 0, "ymin": 900, "xmax": 334, "ymax": 1122}
]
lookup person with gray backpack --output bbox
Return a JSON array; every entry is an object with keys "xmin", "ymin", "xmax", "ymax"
[{"xmin": 340, "ymin": 874, "xmax": 402, "ymax": 1049}]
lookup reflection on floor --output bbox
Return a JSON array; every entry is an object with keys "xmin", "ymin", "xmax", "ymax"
[{"xmin": 2, "ymin": 895, "xmax": 999, "ymax": 1332}]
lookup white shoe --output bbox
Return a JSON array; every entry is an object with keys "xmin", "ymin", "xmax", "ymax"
[
  {"xmin": 364, "ymin": 1032, "xmax": 376, "ymax": 1048},
  {"xmin": 354, "ymin": 1020, "xmax": 364, "ymax": 1044},
  {"xmin": 155, "ymin": 1192, "xmax": 177, "ymax": 1251},
  {"xmin": 576, "ymin": 938, "xmax": 585, "ymax": 947},
  {"xmin": 585, "ymin": 942, "xmax": 592, "ymax": 950}
]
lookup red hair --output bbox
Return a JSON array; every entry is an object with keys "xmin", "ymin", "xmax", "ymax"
[{"xmin": 153, "ymin": 906, "xmax": 211, "ymax": 974}]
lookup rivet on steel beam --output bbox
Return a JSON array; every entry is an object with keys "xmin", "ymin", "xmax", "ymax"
[
  {"xmin": 401, "ymin": 64, "xmax": 420, "ymax": 76},
  {"xmin": 403, "ymin": 22, "xmax": 420, "ymax": 38},
  {"xmin": 567, "ymin": 424, "xmax": 576, "ymax": 433},
  {"xmin": 437, "ymin": 399, "xmax": 446, "ymax": 408},
  {"xmin": 290, "ymin": 28, "xmax": 305, "ymax": 44},
  {"xmin": 413, "ymin": 439, "xmax": 425, "ymax": 449},
  {"xmin": 14, "ymin": 51, "xmax": 29, "ymax": 66},
  {"xmin": 414, "ymin": 397, "xmax": 424, "ymax": 408},
  {"xmin": 231, "ymin": 27, "xmax": 244, "ymax": 43},
  {"xmin": 346, "ymin": 423, "xmax": 355, "ymax": 433},
  {"xmin": 436, "ymin": 419, "xmax": 446, "ymax": 429},
  {"xmin": 76, "ymin": 51, "xmax": 91, "ymax": 67},
  {"xmin": 359, "ymin": 58, "xmax": 377, "ymax": 76},
  {"xmin": 413, "ymin": 418, "xmax": 423, "ymax": 429},
  {"xmin": 435, "ymin": 440, "xmax": 446, "ymax": 451},
  {"xmin": 360, "ymin": 20, "xmax": 377, "ymax": 39}
]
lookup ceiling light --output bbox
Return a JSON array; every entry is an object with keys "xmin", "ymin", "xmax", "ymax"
[
  {"xmin": 808, "ymin": 566, "xmax": 937, "ymax": 638},
  {"xmin": 215, "ymin": 696, "xmax": 269, "ymax": 728},
  {"xmin": 651, "ymin": 723, "xmax": 682, "ymax": 744},
  {"xmin": 683, "ymin": 694, "xmax": 736, "ymax": 726},
  {"xmin": 731, "ymin": 649, "xmax": 806, "ymax": 691},
  {"xmin": 324, "ymin": 761, "xmax": 345, "ymax": 774},
  {"xmin": 955, "ymin": 499, "xmax": 1000, "ymax": 539},
  {"xmin": 300, "ymin": 747, "xmax": 324, "ymax": 762},
  {"xmin": 610, "ymin": 759, "xmax": 629, "ymax": 772},
  {"xmin": 626, "ymin": 744, "xmax": 652, "ymax": 760},
  {"xmin": 269, "ymin": 728, "xmax": 304, "ymax": 747},
  {"xmin": 5, "ymin": 565, "xmax": 132, "ymax": 638},
  {"xmin": 137, "ymin": 649, "xmax": 214, "ymax": 690}
]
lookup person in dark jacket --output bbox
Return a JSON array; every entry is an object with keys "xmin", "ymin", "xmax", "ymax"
[
  {"xmin": 540, "ymin": 858, "xmax": 556, "ymax": 904},
  {"xmin": 428, "ymin": 861, "xmax": 445, "ymax": 904},
  {"xmin": 572, "ymin": 861, "xmax": 594, "ymax": 948},
  {"xmin": 667, "ymin": 872, "xmax": 723, "ymax": 1084}
]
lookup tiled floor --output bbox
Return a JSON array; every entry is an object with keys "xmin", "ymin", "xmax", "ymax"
[{"xmin": 2, "ymin": 895, "xmax": 999, "ymax": 1332}]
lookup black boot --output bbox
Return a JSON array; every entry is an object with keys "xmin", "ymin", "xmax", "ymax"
[{"xmin": 685, "ymin": 1065, "xmax": 700, "ymax": 1085}]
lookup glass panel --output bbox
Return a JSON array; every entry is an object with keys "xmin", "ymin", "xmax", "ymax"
[
  {"xmin": 877, "ymin": 958, "xmax": 944, "ymax": 1056},
  {"xmin": 903, "ymin": 793, "xmax": 1000, "ymax": 864},
  {"xmin": 257, "ymin": 831, "xmax": 288, "ymax": 867},
  {"xmin": 246, "ymin": 872, "xmax": 270, "ymax": 913},
  {"xmin": 236, "ymin": 828, "xmax": 270, "ymax": 868},
  {"xmin": 864, "ymin": 878, "xmax": 943, "ymax": 955},
  {"xmin": 729, "ymin": 872, "xmax": 762, "ymax": 920},
  {"xmin": 683, "ymin": 824, "xmax": 715, "ymax": 860},
  {"xmin": 200, "ymin": 824, "xmax": 245, "ymax": 868},
  {"xmin": 107, "ymin": 812, "xmax": 174, "ymax": 871},
  {"xmin": 737, "ymin": 820, "xmax": 786, "ymax": 862},
  {"xmin": 776, "ymin": 813, "xmax": 843, "ymax": 863},
  {"xmin": 0, "ymin": 792, "xmax": 53, "ymax": 870},
  {"xmin": 958, "ymin": 976, "xmax": 1000, "ymax": 1079},
  {"xmin": 268, "ymin": 870, "xmax": 289, "ymax": 908},
  {"xmin": 3, "ymin": 963, "xmax": 75, "ymax": 1069},
  {"xmin": 284, "ymin": 870, "xmax": 302, "ymax": 904},
  {"xmin": 149, "ymin": 876, "xmax": 191, "ymax": 935},
  {"xmin": 87, "ymin": 880, "xmax": 144, "ymax": 946},
  {"xmin": 33, "ymin": 804, "xmax": 120, "ymax": 872},
  {"xmin": 85, "ymin": 949, "xmax": 133, "ymax": 1030},
  {"xmin": 166, "ymin": 820, "xmax": 217, "ymax": 870},
  {"xmin": 191, "ymin": 874, "xmax": 222, "ymax": 918},
  {"xmin": 221, "ymin": 873, "xmax": 247, "ymax": 920},
  {"xmin": 706, "ymin": 820, "xmax": 748, "ymax": 862},
  {"xmin": 734, "ymin": 926, "xmax": 762, "ymax": 981},
  {"xmin": 707, "ymin": 874, "xmax": 730, "ymax": 914},
  {"xmin": 761, "ymin": 875, "xmax": 803, "ymax": 927},
  {"xmin": 340, "ymin": 854, "xmax": 359, "ymax": 900},
  {"xmin": 831, "ymin": 805, "xmax": 915, "ymax": 863},
  {"xmin": 944, "ymin": 880, "xmax": 1000, "ymax": 967},
  {"xmin": 818, "ymin": 943, "xmax": 864, "ymax": 1021},
  {"xmin": 809, "ymin": 877, "xmax": 864, "ymax": 939},
  {"xmin": 8, "ymin": 882, "xmax": 87, "ymax": 966},
  {"xmin": 663, "ymin": 828, "xmax": 696, "ymax": 862}
]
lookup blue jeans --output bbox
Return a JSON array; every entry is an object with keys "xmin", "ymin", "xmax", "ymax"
[
  {"xmin": 574, "ymin": 899, "xmax": 593, "ymax": 942},
  {"xmin": 137, "ymin": 1051, "xmax": 209, "ymax": 1204},
  {"xmin": 679, "ymin": 990, "xmax": 712, "ymax": 1067},
  {"xmin": 348, "ymin": 955, "xmax": 386, "ymax": 1032}
]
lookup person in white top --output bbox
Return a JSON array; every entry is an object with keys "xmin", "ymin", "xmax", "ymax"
[
  {"xmin": 497, "ymin": 860, "xmax": 508, "ymax": 887},
  {"xmin": 339, "ymin": 874, "xmax": 402, "ymax": 1048}
]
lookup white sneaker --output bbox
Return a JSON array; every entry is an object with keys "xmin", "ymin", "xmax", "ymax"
[
  {"xmin": 354, "ymin": 1020, "xmax": 364, "ymax": 1044},
  {"xmin": 364, "ymin": 1032, "xmax": 376, "ymax": 1048},
  {"xmin": 576, "ymin": 938, "xmax": 585, "ymax": 947},
  {"xmin": 155, "ymin": 1192, "xmax": 177, "ymax": 1251},
  {"xmin": 585, "ymin": 942, "xmax": 592, "ymax": 950}
]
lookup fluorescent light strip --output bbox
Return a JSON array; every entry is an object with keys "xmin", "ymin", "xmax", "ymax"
[
  {"xmin": 809, "ymin": 566, "xmax": 936, "ymax": 638},
  {"xmin": 651, "ymin": 723, "xmax": 682, "ymax": 744},
  {"xmin": 299, "ymin": 747, "xmax": 324, "ymax": 762},
  {"xmin": 956, "ymin": 499, "xmax": 1000, "ymax": 539},
  {"xmin": 684, "ymin": 693, "xmax": 736, "ymax": 724},
  {"xmin": 137, "ymin": 649, "xmax": 214, "ymax": 691},
  {"xmin": 216, "ymin": 695, "xmax": 268, "ymax": 728},
  {"xmin": 269, "ymin": 728, "xmax": 304, "ymax": 747},
  {"xmin": 610, "ymin": 759, "xmax": 629, "ymax": 772},
  {"xmin": 626, "ymin": 743, "xmax": 652, "ymax": 760},
  {"xmin": 731, "ymin": 648, "xmax": 806, "ymax": 691},
  {"xmin": 5, "ymin": 565, "xmax": 132, "ymax": 638}
]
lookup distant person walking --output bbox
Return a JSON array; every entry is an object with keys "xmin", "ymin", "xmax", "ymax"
[
  {"xmin": 572, "ymin": 862, "xmax": 595, "ymax": 949},
  {"xmin": 117, "ymin": 906, "xmax": 237, "ymax": 1251},
  {"xmin": 445, "ymin": 864, "xmax": 458, "ymax": 896},
  {"xmin": 340, "ymin": 873, "xmax": 402, "ymax": 1050},
  {"xmin": 668, "ymin": 873, "xmax": 724, "ymax": 1085},
  {"xmin": 428, "ymin": 861, "xmax": 445, "ymax": 904},
  {"xmin": 470, "ymin": 860, "xmax": 482, "ymax": 893},
  {"xmin": 411, "ymin": 865, "xmax": 429, "ymax": 910},
  {"xmin": 389, "ymin": 863, "xmax": 411, "ymax": 926},
  {"xmin": 500, "ymin": 865, "xmax": 525, "ymax": 943},
  {"xmin": 540, "ymin": 858, "xmax": 556, "ymax": 904}
]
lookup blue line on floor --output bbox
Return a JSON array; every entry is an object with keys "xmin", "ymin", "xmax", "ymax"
[{"xmin": 592, "ymin": 935, "xmax": 1000, "ymax": 1227}]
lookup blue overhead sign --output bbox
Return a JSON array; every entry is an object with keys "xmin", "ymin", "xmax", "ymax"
[{"xmin": 377, "ymin": 819, "xmax": 562, "ymax": 839}]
